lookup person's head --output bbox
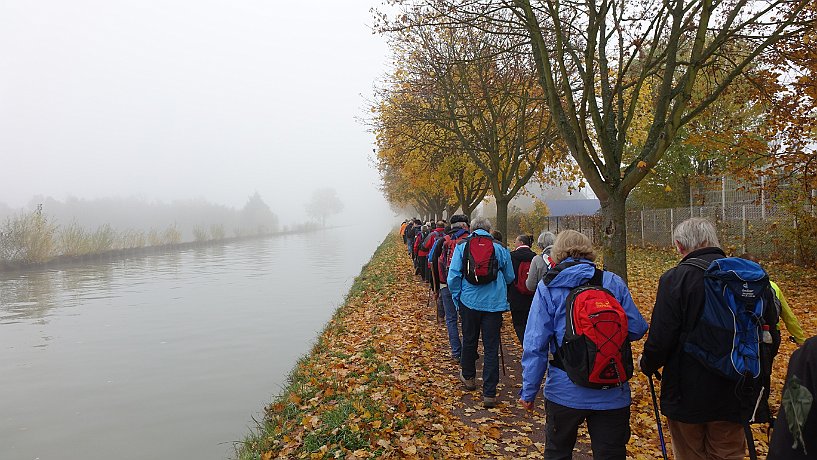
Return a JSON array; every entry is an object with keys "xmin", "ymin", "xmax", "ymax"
[
  {"xmin": 551, "ymin": 230, "xmax": 596, "ymax": 264},
  {"xmin": 516, "ymin": 234, "xmax": 534, "ymax": 248},
  {"xmin": 471, "ymin": 216, "xmax": 492, "ymax": 233},
  {"xmin": 673, "ymin": 217, "xmax": 720, "ymax": 255},
  {"xmin": 450, "ymin": 214, "xmax": 469, "ymax": 230},
  {"xmin": 537, "ymin": 231, "xmax": 556, "ymax": 250},
  {"xmin": 492, "ymin": 230, "xmax": 504, "ymax": 244},
  {"xmin": 436, "ymin": 220, "xmax": 445, "ymax": 229}
]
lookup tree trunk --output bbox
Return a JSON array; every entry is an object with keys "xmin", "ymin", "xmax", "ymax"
[
  {"xmin": 446, "ymin": 204, "xmax": 456, "ymax": 220},
  {"xmin": 495, "ymin": 197, "xmax": 510, "ymax": 243},
  {"xmin": 461, "ymin": 204, "xmax": 472, "ymax": 219},
  {"xmin": 599, "ymin": 194, "xmax": 628, "ymax": 282}
]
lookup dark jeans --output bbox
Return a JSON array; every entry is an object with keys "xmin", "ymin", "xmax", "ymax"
[
  {"xmin": 511, "ymin": 307, "xmax": 531, "ymax": 345},
  {"xmin": 440, "ymin": 287, "xmax": 461, "ymax": 358},
  {"xmin": 460, "ymin": 304, "xmax": 502, "ymax": 398},
  {"xmin": 544, "ymin": 399, "xmax": 631, "ymax": 460}
]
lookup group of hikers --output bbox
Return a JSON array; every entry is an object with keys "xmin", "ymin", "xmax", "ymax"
[{"xmin": 399, "ymin": 215, "xmax": 815, "ymax": 460}]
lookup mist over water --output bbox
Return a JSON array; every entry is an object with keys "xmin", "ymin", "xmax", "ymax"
[{"xmin": 0, "ymin": 226, "xmax": 390, "ymax": 460}]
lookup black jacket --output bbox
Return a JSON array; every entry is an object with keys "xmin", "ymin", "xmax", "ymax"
[
  {"xmin": 768, "ymin": 336, "xmax": 817, "ymax": 459},
  {"xmin": 507, "ymin": 246, "xmax": 536, "ymax": 311},
  {"xmin": 640, "ymin": 247, "xmax": 781, "ymax": 424}
]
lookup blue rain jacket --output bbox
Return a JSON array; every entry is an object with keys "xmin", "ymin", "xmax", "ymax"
[
  {"xmin": 520, "ymin": 259, "xmax": 648, "ymax": 410},
  {"xmin": 446, "ymin": 229, "xmax": 515, "ymax": 312}
]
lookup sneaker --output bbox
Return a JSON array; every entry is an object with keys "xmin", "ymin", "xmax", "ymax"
[
  {"xmin": 483, "ymin": 396, "xmax": 497, "ymax": 408},
  {"xmin": 459, "ymin": 371, "xmax": 476, "ymax": 391}
]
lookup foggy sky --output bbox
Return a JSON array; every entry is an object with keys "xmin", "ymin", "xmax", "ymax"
[{"xmin": 0, "ymin": 1, "xmax": 392, "ymax": 225}]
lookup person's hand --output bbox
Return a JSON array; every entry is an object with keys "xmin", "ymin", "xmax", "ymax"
[{"xmin": 519, "ymin": 399, "xmax": 534, "ymax": 411}]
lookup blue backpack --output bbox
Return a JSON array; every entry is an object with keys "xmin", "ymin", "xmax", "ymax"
[{"xmin": 681, "ymin": 257, "xmax": 771, "ymax": 381}]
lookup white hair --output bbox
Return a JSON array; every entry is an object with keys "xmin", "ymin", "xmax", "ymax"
[
  {"xmin": 471, "ymin": 216, "xmax": 492, "ymax": 232},
  {"xmin": 673, "ymin": 217, "xmax": 720, "ymax": 251},
  {"xmin": 452, "ymin": 221, "xmax": 468, "ymax": 230},
  {"xmin": 537, "ymin": 231, "xmax": 556, "ymax": 250}
]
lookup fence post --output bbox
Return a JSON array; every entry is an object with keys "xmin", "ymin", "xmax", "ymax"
[
  {"xmin": 721, "ymin": 176, "xmax": 727, "ymax": 221},
  {"xmin": 742, "ymin": 205, "xmax": 747, "ymax": 254},
  {"xmin": 670, "ymin": 208, "xmax": 675, "ymax": 246},
  {"xmin": 641, "ymin": 210, "xmax": 645, "ymax": 248},
  {"xmin": 761, "ymin": 175, "xmax": 766, "ymax": 220}
]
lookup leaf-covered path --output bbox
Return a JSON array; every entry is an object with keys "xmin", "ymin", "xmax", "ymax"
[{"xmin": 239, "ymin": 232, "xmax": 816, "ymax": 459}]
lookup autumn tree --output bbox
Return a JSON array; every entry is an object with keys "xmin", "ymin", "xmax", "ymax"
[
  {"xmin": 305, "ymin": 188, "xmax": 344, "ymax": 227},
  {"xmin": 376, "ymin": 17, "xmax": 569, "ymax": 236},
  {"xmin": 380, "ymin": 0, "xmax": 812, "ymax": 278}
]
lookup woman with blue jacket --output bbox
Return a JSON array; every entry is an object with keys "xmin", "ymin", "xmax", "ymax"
[{"xmin": 519, "ymin": 230, "xmax": 648, "ymax": 460}]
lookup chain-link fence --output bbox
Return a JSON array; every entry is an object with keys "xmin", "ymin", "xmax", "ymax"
[{"xmin": 543, "ymin": 203, "xmax": 814, "ymax": 261}]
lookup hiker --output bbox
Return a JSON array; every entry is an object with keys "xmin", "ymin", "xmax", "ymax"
[
  {"xmin": 413, "ymin": 224, "xmax": 430, "ymax": 279},
  {"xmin": 739, "ymin": 254, "xmax": 805, "ymax": 346},
  {"xmin": 491, "ymin": 230, "xmax": 505, "ymax": 247},
  {"xmin": 519, "ymin": 229, "xmax": 648, "ymax": 459},
  {"xmin": 405, "ymin": 219, "xmax": 420, "ymax": 257},
  {"xmin": 423, "ymin": 221, "xmax": 447, "ymax": 317},
  {"xmin": 447, "ymin": 217, "xmax": 515, "ymax": 408},
  {"xmin": 639, "ymin": 217, "xmax": 780, "ymax": 460},
  {"xmin": 768, "ymin": 336, "xmax": 817, "ymax": 459},
  {"xmin": 525, "ymin": 231, "xmax": 556, "ymax": 292},
  {"xmin": 508, "ymin": 234, "xmax": 537, "ymax": 345},
  {"xmin": 430, "ymin": 214, "xmax": 470, "ymax": 361}
]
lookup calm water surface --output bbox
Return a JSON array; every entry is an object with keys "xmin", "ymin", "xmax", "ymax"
[{"xmin": 0, "ymin": 226, "xmax": 388, "ymax": 460}]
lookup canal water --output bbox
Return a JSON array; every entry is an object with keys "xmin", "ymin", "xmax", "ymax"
[{"xmin": 0, "ymin": 226, "xmax": 389, "ymax": 460}]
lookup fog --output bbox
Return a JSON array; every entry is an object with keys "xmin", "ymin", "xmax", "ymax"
[{"xmin": 0, "ymin": 1, "xmax": 392, "ymax": 229}]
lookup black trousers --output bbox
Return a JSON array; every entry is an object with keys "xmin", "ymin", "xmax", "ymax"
[
  {"xmin": 510, "ymin": 307, "xmax": 530, "ymax": 345},
  {"xmin": 544, "ymin": 399, "xmax": 630, "ymax": 460}
]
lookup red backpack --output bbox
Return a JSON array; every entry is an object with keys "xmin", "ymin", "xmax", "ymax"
[
  {"xmin": 462, "ymin": 234, "xmax": 499, "ymax": 285},
  {"xmin": 551, "ymin": 268, "xmax": 633, "ymax": 389},
  {"xmin": 438, "ymin": 231, "xmax": 469, "ymax": 282},
  {"xmin": 514, "ymin": 260, "xmax": 535, "ymax": 295}
]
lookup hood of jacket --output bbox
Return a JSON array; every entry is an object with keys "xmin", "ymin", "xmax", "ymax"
[{"xmin": 543, "ymin": 258, "xmax": 596, "ymax": 288}]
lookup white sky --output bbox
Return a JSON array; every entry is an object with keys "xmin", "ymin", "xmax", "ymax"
[{"xmin": 0, "ymin": 1, "xmax": 392, "ymax": 225}]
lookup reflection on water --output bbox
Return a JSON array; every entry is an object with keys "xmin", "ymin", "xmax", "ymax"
[{"xmin": 0, "ymin": 226, "xmax": 388, "ymax": 460}]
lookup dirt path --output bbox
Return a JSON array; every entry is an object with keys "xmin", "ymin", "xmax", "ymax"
[{"xmin": 413, "ymin": 273, "xmax": 592, "ymax": 459}]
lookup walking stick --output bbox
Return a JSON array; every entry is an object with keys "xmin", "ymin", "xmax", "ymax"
[
  {"xmin": 499, "ymin": 334, "xmax": 506, "ymax": 376},
  {"xmin": 648, "ymin": 373, "xmax": 669, "ymax": 460}
]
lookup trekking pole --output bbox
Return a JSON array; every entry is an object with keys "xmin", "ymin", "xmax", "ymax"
[
  {"xmin": 648, "ymin": 373, "xmax": 669, "ymax": 460},
  {"xmin": 499, "ymin": 334, "xmax": 506, "ymax": 376},
  {"xmin": 744, "ymin": 424, "xmax": 758, "ymax": 460}
]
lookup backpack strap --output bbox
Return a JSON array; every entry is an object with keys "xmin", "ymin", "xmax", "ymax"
[
  {"xmin": 680, "ymin": 257, "xmax": 710, "ymax": 271},
  {"xmin": 588, "ymin": 268, "xmax": 604, "ymax": 287}
]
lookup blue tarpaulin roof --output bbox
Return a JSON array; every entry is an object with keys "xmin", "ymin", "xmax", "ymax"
[{"xmin": 545, "ymin": 199, "xmax": 600, "ymax": 217}]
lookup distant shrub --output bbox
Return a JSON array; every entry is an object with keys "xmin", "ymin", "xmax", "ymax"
[
  {"xmin": 120, "ymin": 229, "xmax": 146, "ymax": 249},
  {"xmin": 193, "ymin": 226, "xmax": 209, "ymax": 242},
  {"xmin": 0, "ymin": 207, "xmax": 57, "ymax": 263},
  {"xmin": 148, "ymin": 229, "xmax": 162, "ymax": 247},
  {"xmin": 163, "ymin": 225, "xmax": 181, "ymax": 245},
  {"xmin": 59, "ymin": 222, "xmax": 91, "ymax": 256},
  {"xmin": 90, "ymin": 224, "xmax": 117, "ymax": 253},
  {"xmin": 210, "ymin": 224, "xmax": 225, "ymax": 240}
]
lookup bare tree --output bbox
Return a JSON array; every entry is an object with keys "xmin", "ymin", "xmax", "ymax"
[{"xmin": 305, "ymin": 188, "xmax": 344, "ymax": 227}]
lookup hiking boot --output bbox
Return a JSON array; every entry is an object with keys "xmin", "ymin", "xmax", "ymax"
[
  {"xmin": 459, "ymin": 371, "xmax": 476, "ymax": 391},
  {"xmin": 483, "ymin": 396, "xmax": 497, "ymax": 408}
]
